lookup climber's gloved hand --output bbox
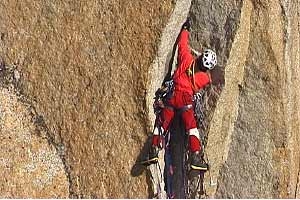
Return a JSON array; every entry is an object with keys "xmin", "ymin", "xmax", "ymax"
[{"xmin": 182, "ymin": 17, "xmax": 191, "ymax": 31}]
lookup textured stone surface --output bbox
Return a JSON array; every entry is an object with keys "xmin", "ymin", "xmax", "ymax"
[
  {"xmin": 0, "ymin": 0, "xmax": 173, "ymax": 198},
  {"xmin": 0, "ymin": 68, "xmax": 68, "ymax": 198},
  {"xmin": 188, "ymin": 0, "xmax": 243, "ymax": 147},
  {"xmin": 0, "ymin": 0, "xmax": 299, "ymax": 198},
  {"xmin": 189, "ymin": 0, "xmax": 243, "ymax": 68},
  {"xmin": 205, "ymin": 0, "xmax": 300, "ymax": 198},
  {"xmin": 203, "ymin": 0, "xmax": 253, "ymax": 197}
]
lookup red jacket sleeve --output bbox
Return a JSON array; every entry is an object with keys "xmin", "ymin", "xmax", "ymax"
[
  {"xmin": 195, "ymin": 72, "xmax": 211, "ymax": 89},
  {"xmin": 177, "ymin": 30, "xmax": 194, "ymax": 74}
]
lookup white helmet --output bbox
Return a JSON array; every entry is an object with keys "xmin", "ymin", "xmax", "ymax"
[{"xmin": 202, "ymin": 49, "xmax": 217, "ymax": 70}]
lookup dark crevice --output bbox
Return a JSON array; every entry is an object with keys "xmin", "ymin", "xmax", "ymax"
[{"xmin": 295, "ymin": 161, "xmax": 300, "ymax": 198}]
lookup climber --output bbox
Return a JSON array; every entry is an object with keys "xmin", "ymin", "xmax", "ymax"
[{"xmin": 143, "ymin": 18, "xmax": 217, "ymax": 171}]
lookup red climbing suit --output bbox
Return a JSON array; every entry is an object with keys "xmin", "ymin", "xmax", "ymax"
[
  {"xmin": 152, "ymin": 29, "xmax": 211, "ymax": 153},
  {"xmin": 173, "ymin": 30, "xmax": 210, "ymax": 95}
]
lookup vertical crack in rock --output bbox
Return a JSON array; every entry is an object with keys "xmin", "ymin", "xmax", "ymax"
[
  {"xmin": 188, "ymin": 0, "xmax": 243, "ymax": 162},
  {"xmin": 186, "ymin": 0, "xmax": 243, "ymax": 197},
  {"xmin": 296, "ymin": 164, "xmax": 300, "ymax": 198},
  {"xmin": 204, "ymin": 0, "xmax": 252, "ymax": 197},
  {"xmin": 146, "ymin": 0, "xmax": 192, "ymax": 198}
]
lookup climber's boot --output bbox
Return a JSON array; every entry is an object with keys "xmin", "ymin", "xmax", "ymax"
[{"xmin": 190, "ymin": 151, "xmax": 208, "ymax": 171}]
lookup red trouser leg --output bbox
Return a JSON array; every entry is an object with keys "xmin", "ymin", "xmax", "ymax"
[
  {"xmin": 152, "ymin": 91, "xmax": 201, "ymax": 153},
  {"xmin": 152, "ymin": 107, "xmax": 175, "ymax": 146},
  {"xmin": 182, "ymin": 108, "xmax": 201, "ymax": 153},
  {"xmin": 161, "ymin": 107, "xmax": 175, "ymax": 131}
]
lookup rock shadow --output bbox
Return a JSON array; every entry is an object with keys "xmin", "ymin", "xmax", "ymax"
[{"xmin": 130, "ymin": 133, "xmax": 155, "ymax": 198}]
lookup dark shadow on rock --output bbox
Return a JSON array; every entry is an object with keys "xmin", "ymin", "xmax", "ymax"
[
  {"xmin": 169, "ymin": 114, "xmax": 186, "ymax": 198},
  {"xmin": 130, "ymin": 134, "xmax": 155, "ymax": 198},
  {"xmin": 163, "ymin": 31, "xmax": 181, "ymax": 84},
  {"xmin": 131, "ymin": 134, "xmax": 152, "ymax": 177}
]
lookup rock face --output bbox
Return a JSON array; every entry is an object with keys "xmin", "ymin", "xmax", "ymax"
[
  {"xmin": 202, "ymin": 0, "xmax": 300, "ymax": 198},
  {"xmin": 0, "ymin": 0, "xmax": 300, "ymax": 198},
  {"xmin": 0, "ymin": 67, "xmax": 68, "ymax": 198},
  {"xmin": 0, "ymin": 1, "xmax": 173, "ymax": 198}
]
